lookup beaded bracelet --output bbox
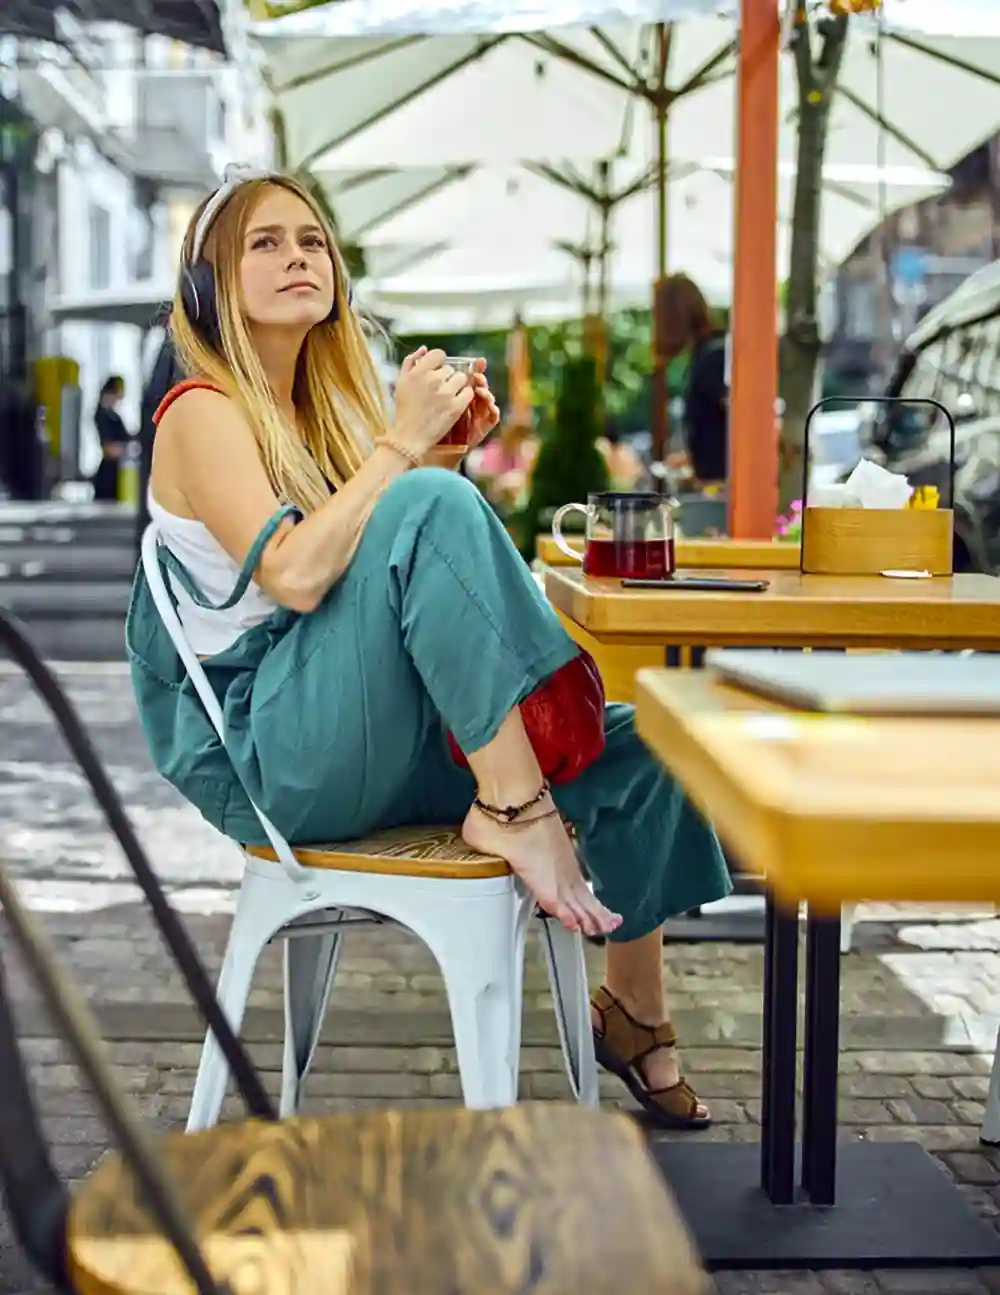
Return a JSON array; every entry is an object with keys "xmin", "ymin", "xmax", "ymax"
[{"xmin": 374, "ymin": 434, "xmax": 423, "ymax": 469}]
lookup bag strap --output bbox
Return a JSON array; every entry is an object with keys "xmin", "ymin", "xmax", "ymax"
[{"xmin": 159, "ymin": 503, "xmax": 301, "ymax": 612}]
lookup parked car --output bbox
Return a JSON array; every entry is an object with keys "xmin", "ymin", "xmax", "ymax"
[{"xmin": 851, "ymin": 260, "xmax": 1000, "ymax": 573}]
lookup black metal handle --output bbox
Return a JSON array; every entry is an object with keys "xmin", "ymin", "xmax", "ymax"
[{"xmin": 802, "ymin": 396, "xmax": 957, "ymax": 508}]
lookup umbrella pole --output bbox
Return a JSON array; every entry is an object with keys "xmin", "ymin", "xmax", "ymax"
[
  {"xmin": 650, "ymin": 24, "xmax": 671, "ymax": 463},
  {"xmin": 728, "ymin": 0, "xmax": 780, "ymax": 539}
]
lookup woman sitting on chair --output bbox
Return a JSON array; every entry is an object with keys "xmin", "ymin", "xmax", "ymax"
[{"xmin": 127, "ymin": 165, "xmax": 731, "ymax": 1129}]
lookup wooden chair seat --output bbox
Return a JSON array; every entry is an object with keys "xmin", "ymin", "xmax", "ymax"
[
  {"xmin": 246, "ymin": 825, "xmax": 510, "ymax": 880},
  {"xmin": 66, "ymin": 1105, "xmax": 707, "ymax": 1294}
]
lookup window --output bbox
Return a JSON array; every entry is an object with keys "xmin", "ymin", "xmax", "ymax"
[
  {"xmin": 93, "ymin": 326, "xmax": 112, "ymax": 383},
  {"xmin": 88, "ymin": 205, "xmax": 111, "ymax": 290}
]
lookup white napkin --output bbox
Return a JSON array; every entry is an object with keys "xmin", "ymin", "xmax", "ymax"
[{"xmin": 812, "ymin": 459, "xmax": 913, "ymax": 509}]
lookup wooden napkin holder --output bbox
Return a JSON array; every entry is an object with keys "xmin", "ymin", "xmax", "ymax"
[{"xmin": 800, "ymin": 505, "xmax": 953, "ymax": 576}]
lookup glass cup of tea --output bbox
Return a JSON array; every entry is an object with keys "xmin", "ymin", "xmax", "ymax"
[
  {"xmin": 439, "ymin": 356, "xmax": 478, "ymax": 447},
  {"xmin": 551, "ymin": 491, "xmax": 675, "ymax": 579}
]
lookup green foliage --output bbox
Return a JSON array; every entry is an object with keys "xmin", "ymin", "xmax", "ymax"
[
  {"xmin": 517, "ymin": 354, "xmax": 609, "ymax": 555},
  {"xmin": 529, "ymin": 311, "xmax": 653, "ymax": 437}
]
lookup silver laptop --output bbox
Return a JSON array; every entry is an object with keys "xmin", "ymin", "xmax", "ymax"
[{"xmin": 705, "ymin": 649, "xmax": 1000, "ymax": 716}]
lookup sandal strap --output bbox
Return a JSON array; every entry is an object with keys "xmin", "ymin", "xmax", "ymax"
[
  {"xmin": 644, "ymin": 1077, "xmax": 702, "ymax": 1120},
  {"xmin": 591, "ymin": 985, "xmax": 678, "ymax": 1068}
]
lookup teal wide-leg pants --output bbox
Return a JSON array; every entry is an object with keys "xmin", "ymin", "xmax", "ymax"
[{"xmin": 128, "ymin": 468, "xmax": 731, "ymax": 943}]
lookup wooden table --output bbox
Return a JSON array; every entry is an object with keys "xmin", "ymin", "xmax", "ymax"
[
  {"xmin": 629, "ymin": 668, "xmax": 1000, "ymax": 1272},
  {"xmin": 545, "ymin": 566, "xmax": 1000, "ymax": 650},
  {"xmin": 537, "ymin": 534, "xmax": 801, "ymax": 569},
  {"xmin": 68, "ymin": 1104, "xmax": 705, "ymax": 1293},
  {"xmin": 635, "ymin": 668, "xmax": 1000, "ymax": 911}
]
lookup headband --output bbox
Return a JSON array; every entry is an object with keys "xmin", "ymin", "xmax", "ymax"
[{"xmin": 190, "ymin": 162, "xmax": 277, "ymax": 264}]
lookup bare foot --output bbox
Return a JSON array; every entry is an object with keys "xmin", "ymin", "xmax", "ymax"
[{"xmin": 462, "ymin": 795, "xmax": 622, "ymax": 938}]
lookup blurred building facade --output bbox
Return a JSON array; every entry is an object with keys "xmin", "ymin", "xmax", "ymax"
[
  {"xmin": 0, "ymin": 6, "xmax": 270, "ymax": 497},
  {"xmin": 824, "ymin": 134, "xmax": 1000, "ymax": 397}
]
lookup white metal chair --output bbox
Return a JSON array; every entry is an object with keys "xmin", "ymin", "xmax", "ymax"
[{"xmin": 140, "ymin": 523, "xmax": 598, "ymax": 1130}]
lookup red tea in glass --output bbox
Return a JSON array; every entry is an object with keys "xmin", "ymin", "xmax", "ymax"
[
  {"xmin": 552, "ymin": 492, "xmax": 675, "ymax": 579},
  {"xmin": 440, "ymin": 356, "xmax": 477, "ymax": 446}
]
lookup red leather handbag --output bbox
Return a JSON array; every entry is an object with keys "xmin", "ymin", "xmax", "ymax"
[{"xmin": 447, "ymin": 648, "xmax": 606, "ymax": 784}]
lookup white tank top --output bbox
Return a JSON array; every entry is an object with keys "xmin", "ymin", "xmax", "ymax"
[{"xmin": 147, "ymin": 493, "xmax": 278, "ymax": 656}]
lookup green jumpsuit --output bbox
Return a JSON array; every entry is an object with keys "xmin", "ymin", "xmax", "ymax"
[{"xmin": 127, "ymin": 466, "xmax": 731, "ymax": 942}]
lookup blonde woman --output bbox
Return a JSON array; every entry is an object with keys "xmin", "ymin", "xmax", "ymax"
[{"xmin": 127, "ymin": 166, "xmax": 730, "ymax": 1129}]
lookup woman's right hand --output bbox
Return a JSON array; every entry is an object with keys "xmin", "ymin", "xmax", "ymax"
[{"xmin": 393, "ymin": 347, "xmax": 474, "ymax": 455}]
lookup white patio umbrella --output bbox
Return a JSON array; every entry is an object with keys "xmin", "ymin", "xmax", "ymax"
[
  {"xmin": 353, "ymin": 159, "xmax": 948, "ymax": 296},
  {"xmin": 251, "ymin": 0, "xmax": 1000, "ymax": 178},
  {"xmin": 251, "ymin": 0, "xmax": 1000, "ymax": 437}
]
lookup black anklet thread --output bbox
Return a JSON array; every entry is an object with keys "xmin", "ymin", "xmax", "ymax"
[{"xmin": 472, "ymin": 781, "xmax": 551, "ymax": 825}]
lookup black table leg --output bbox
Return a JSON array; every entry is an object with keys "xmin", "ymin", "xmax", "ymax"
[
  {"xmin": 760, "ymin": 894, "xmax": 800, "ymax": 1204},
  {"xmin": 801, "ymin": 911, "xmax": 842, "ymax": 1205}
]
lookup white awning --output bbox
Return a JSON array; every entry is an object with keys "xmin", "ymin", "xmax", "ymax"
[
  {"xmin": 46, "ymin": 285, "xmax": 174, "ymax": 329},
  {"xmin": 251, "ymin": 1, "xmax": 1000, "ymax": 174}
]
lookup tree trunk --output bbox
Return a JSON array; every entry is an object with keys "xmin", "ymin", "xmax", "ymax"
[{"xmin": 778, "ymin": 12, "xmax": 849, "ymax": 509}]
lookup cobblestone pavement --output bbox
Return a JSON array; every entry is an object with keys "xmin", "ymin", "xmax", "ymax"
[{"xmin": 4, "ymin": 667, "xmax": 1000, "ymax": 1293}]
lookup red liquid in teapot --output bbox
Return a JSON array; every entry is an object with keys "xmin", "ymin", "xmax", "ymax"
[{"xmin": 583, "ymin": 537, "xmax": 674, "ymax": 579}]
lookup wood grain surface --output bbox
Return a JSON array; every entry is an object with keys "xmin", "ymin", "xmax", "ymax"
[
  {"xmin": 545, "ymin": 566, "xmax": 1000, "ymax": 650},
  {"xmin": 246, "ymin": 826, "xmax": 510, "ymax": 879},
  {"xmin": 634, "ymin": 668, "xmax": 1000, "ymax": 909},
  {"xmin": 537, "ymin": 534, "xmax": 801, "ymax": 569},
  {"xmin": 68, "ymin": 1104, "xmax": 707, "ymax": 1294}
]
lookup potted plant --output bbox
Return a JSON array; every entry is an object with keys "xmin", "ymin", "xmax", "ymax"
[{"xmin": 517, "ymin": 354, "xmax": 610, "ymax": 557}]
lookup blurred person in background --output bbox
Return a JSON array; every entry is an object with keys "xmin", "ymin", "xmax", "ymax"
[
  {"xmin": 468, "ymin": 420, "xmax": 539, "ymax": 511},
  {"xmin": 597, "ymin": 419, "xmax": 646, "ymax": 491},
  {"xmin": 90, "ymin": 375, "xmax": 131, "ymax": 502},
  {"xmin": 655, "ymin": 274, "xmax": 728, "ymax": 489}
]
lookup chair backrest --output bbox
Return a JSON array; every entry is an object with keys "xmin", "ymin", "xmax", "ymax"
[{"xmin": 139, "ymin": 522, "xmax": 306, "ymax": 880}]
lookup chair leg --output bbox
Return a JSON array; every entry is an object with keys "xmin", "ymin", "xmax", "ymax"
[
  {"xmin": 981, "ymin": 1027, "xmax": 1000, "ymax": 1145},
  {"xmin": 537, "ymin": 915, "xmax": 599, "ymax": 1105},
  {"xmin": 434, "ymin": 894, "xmax": 527, "ymax": 1109},
  {"xmin": 279, "ymin": 926, "xmax": 342, "ymax": 1117},
  {"xmin": 186, "ymin": 882, "xmax": 274, "ymax": 1133}
]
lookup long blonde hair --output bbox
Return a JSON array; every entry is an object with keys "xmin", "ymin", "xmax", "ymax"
[{"xmin": 170, "ymin": 173, "xmax": 388, "ymax": 512}]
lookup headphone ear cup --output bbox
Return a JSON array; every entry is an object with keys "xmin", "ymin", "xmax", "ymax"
[{"xmin": 181, "ymin": 261, "xmax": 221, "ymax": 346}]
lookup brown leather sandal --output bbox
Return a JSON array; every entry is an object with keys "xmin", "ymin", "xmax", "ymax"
[{"xmin": 591, "ymin": 985, "xmax": 711, "ymax": 1130}]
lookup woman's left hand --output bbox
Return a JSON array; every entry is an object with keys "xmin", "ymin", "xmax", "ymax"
[
  {"xmin": 420, "ymin": 357, "xmax": 499, "ymax": 470},
  {"xmin": 467, "ymin": 358, "xmax": 500, "ymax": 447}
]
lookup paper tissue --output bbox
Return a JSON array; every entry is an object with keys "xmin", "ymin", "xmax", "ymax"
[
  {"xmin": 810, "ymin": 459, "xmax": 913, "ymax": 510},
  {"xmin": 800, "ymin": 458, "xmax": 952, "ymax": 577}
]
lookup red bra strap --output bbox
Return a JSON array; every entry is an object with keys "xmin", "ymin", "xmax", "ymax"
[{"xmin": 153, "ymin": 378, "xmax": 224, "ymax": 426}]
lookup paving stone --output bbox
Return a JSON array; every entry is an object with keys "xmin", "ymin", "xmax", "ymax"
[
  {"xmin": 888, "ymin": 1096, "xmax": 962, "ymax": 1124},
  {"xmin": 816, "ymin": 1275, "xmax": 881, "ymax": 1294},
  {"xmin": 872, "ymin": 1271, "xmax": 989, "ymax": 1292},
  {"xmin": 714, "ymin": 1274, "xmax": 824, "ymax": 1293},
  {"xmin": 5, "ymin": 670, "xmax": 1000, "ymax": 1295},
  {"xmin": 946, "ymin": 1153, "xmax": 1000, "ymax": 1185}
]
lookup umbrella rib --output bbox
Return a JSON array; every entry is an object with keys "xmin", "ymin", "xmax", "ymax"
[
  {"xmin": 834, "ymin": 83, "xmax": 940, "ymax": 170},
  {"xmin": 889, "ymin": 29, "xmax": 1000, "ymax": 90},
  {"xmin": 586, "ymin": 26, "xmax": 643, "ymax": 83},
  {"xmin": 348, "ymin": 165, "xmax": 475, "ymax": 239},
  {"xmin": 275, "ymin": 34, "xmax": 431, "ymax": 95},
  {"xmin": 670, "ymin": 38, "xmax": 737, "ymax": 99},
  {"xmin": 519, "ymin": 31, "xmax": 642, "ymax": 97},
  {"xmin": 297, "ymin": 36, "xmax": 509, "ymax": 170}
]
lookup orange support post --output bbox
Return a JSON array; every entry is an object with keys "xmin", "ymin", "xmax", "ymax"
[{"xmin": 728, "ymin": 0, "xmax": 781, "ymax": 539}]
